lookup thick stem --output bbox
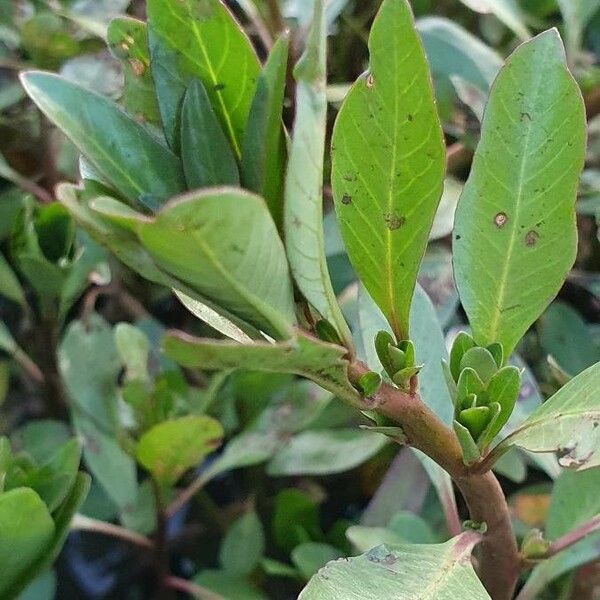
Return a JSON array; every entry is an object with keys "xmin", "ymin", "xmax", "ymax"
[{"xmin": 348, "ymin": 361, "xmax": 520, "ymax": 600}]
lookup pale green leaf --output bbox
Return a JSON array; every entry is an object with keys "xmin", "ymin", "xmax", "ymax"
[
  {"xmin": 147, "ymin": 0, "xmax": 260, "ymax": 154},
  {"xmin": 136, "ymin": 415, "xmax": 224, "ymax": 485},
  {"xmin": 332, "ymin": 0, "xmax": 445, "ymax": 340},
  {"xmin": 137, "ymin": 189, "xmax": 296, "ymax": 339},
  {"xmin": 0, "ymin": 251, "xmax": 26, "ymax": 307},
  {"xmin": 299, "ymin": 533, "xmax": 490, "ymax": 599},
  {"xmin": 453, "ymin": 30, "xmax": 586, "ymax": 356},
  {"xmin": 492, "ymin": 361, "xmax": 600, "ymax": 470},
  {"xmin": 241, "ymin": 34, "xmax": 289, "ymax": 227},
  {"xmin": 267, "ymin": 429, "xmax": 388, "ymax": 476},
  {"xmin": 456, "ymin": 0, "xmax": 531, "ymax": 41},
  {"xmin": 20, "ymin": 72, "xmax": 184, "ymax": 205},
  {"xmin": 557, "ymin": 0, "xmax": 600, "ymax": 57},
  {"xmin": 292, "ymin": 543, "xmax": 343, "ymax": 580},
  {"xmin": 163, "ymin": 331, "xmax": 361, "ymax": 406},
  {"xmin": 284, "ymin": 0, "xmax": 352, "ymax": 348},
  {"xmin": 219, "ymin": 512, "xmax": 265, "ymax": 576}
]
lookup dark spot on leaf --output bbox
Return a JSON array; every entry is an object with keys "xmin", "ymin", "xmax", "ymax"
[
  {"xmin": 384, "ymin": 212, "xmax": 405, "ymax": 230},
  {"xmin": 494, "ymin": 212, "xmax": 508, "ymax": 228},
  {"xmin": 520, "ymin": 112, "xmax": 532, "ymax": 122},
  {"xmin": 525, "ymin": 230, "xmax": 539, "ymax": 246},
  {"xmin": 341, "ymin": 194, "xmax": 352, "ymax": 205},
  {"xmin": 214, "ymin": 83, "xmax": 226, "ymax": 92},
  {"xmin": 407, "ymin": 114, "xmax": 414, "ymax": 121},
  {"xmin": 343, "ymin": 172, "xmax": 357, "ymax": 182},
  {"xmin": 455, "ymin": 234, "xmax": 462, "ymax": 240},
  {"xmin": 292, "ymin": 216, "xmax": 301, "ymax": 228}
]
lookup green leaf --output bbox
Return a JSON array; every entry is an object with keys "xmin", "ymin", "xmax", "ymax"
[
  {"xmin": 284, "ymin": 0, "xmax": 352, "ymax": 348},
  {"xmin": 546, "ymin": 469, "xmax": 600, "ymax": 540},
  {"xmin": 107, "ymin": 17, "xmax": 161, "ymax": 126},
  {"xmin": 137, "ymin": 189, "xmax": 296, "ymax": 339},
  {"xmin": 491, "ymin": 361, "xmax": 600, "ymax": 470},
  {"xmin": 0, "ymin": 251, "xmax": 26, "ymax": 307},
  {"xmin": 292, "ymin": 543, "xmax": 343, "ymax": 580},
  {"xmin": 267, "ymin": 429, "xmax": 388, "ymax": 476},
  {"xmin": 163, "ymin": 331, "xmax": 361, "ymax": 407},
  {"xmin": 194, "ymin": 570, "xmax": 267, "ymax": 600},
  {"xmin": 453, "ymin": 30, "xmax": 586, "ymax": 357},
  {"xmin": 453, "ymin": 420, "xmax": 481, "ymax": 465},
  {"xmin": 459, "ymin": 347, "xmax": 498, "ymax": 384},
  {"xmin": 273, "ymin": 488, "xmax": 321, "ymax": 553},
  {"xmin": 417, "ymin": 17, "xmax": 502, "ymax": 91},
  {"xmin": 331, "ymin": 0, "xmax": 445, "ymax": 340},
  {"xmin": 20, "ymin": 71, "xmax": 184, "ymax": 205},
  {"xmin": 482, "ymin": 366, "xmax": 520, "ymax": 441},
  {"xmin": 219, "ymin": 511, "xmax": 265, "ymax": 576},
  {"xmin": 136, "ymin": 415, "xmax": 223, "ymax": 485},
  {"xmin": 114, "ymin": 323, "xmax": 150, "ymax": 382},
  {"xmin": 449, "ymin": 332, "xmax": 476, "ymax": 381},
  {"xmin": 459, "ymin": 406, "xmax": 491, "ymax": 439},
  {"xmin": 539, "ymin": 302, "xmax": 600, "ymax": 376},
  {"xmin": 241, "ymin": 34, "xmax": 289, "ymax": 227},
  {"xmin": 18, "ymin": 571, "xmax": 56, "ymax": 600},
  {"xmin": 181, "ymin": 79, "xmax": 240, "ymax": 188},
  {"xmin": 0, "ymin": 488, "xmax": 54, "ymax": 599},
  {"xmin": 147, "ymin": 0, "xmax": 260, "ymax": 153},
  {"xmin": 299, "ymin": 533, "xmax": 490, "ymax": 599},
  {"xmin": 557, "ymin": 0, "xmax": 600, "ymax": 57},
  {"xmin": 456, "ymin": 0, "xmax": 531, "ymax": 41}
]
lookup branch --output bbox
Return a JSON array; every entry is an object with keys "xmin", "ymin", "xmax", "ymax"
[
  {"xmin": 164, "ymin": 576, "xmax": 224, "ymax": 600},
  {"xmin": 348, "ymin": 361, "xmax": 520, "ymax": 600},
  {"xmin": 165, "ymin": 473, "xmax": 210, "ymax": 517},
  {"xmin": 545, "ymin": 515, "xmax": 600, "ymax": 558},
  {"xmin": 71, "ymin": 514, "xmax": 154, "ymax": 549}
]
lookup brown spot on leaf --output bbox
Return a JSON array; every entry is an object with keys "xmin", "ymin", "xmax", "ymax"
[
  {"xmin": 494, "ymin": 212, "xmax": 508, "ymax": 228},
  {"xmin": 384, "ymin": 212, "xmax": 405, "ymax": 230},
  {"xmin": 343, "ymin": 172, "xmax": 357, "ymax": 182},
  {"xmin": 129, "ymin": 58, "xmax": 145, "ymax": 76},
  {"xmin": 341, "ymin": 194, "xmax": 352, "ymax": 205},
  {"xmin": 520, "ymin": 112, "xmax": 532, "ymax": 122},
  {"xmin": 525, "ymin": 230, "xmax": 539, "ymax": 246},
  {"xmin": 366, "ymin": 73, "xmax": 374, "ymax": 88}
]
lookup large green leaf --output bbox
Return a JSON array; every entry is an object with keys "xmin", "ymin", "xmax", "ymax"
[
  {"xmin": 135, "ymin": 189, "xmax": 296, "ymax": 339},
  {"xmin": 147, "ymin": 0, "xmax": 260, "ymax": 154},
  {"xmin": 0, "ymin": 488, "xmax": 54, "ymax": 599},
  {"xmin": 20, "ymin": 72, "xmax": 183, "ymax": 205},
  {"xmin": 491, "ymin": 361, "xmax": 600, "ymax": 470},
  {"xmin": 331, "ymin": 0, "xmax": 445, "ymax": 340},
  {"xmin": 284, "ymin": 0, "xmax": 351, "ymax": 347},
  {"xmin": 241, "ymin": 35, "xmax": 289, "ymax": 227},
  {"xmin": 453, "ymin": 30, "xmax": 586, "ymax": 356},
  {"xmin": 181, "ymin": 79, "xmax": 239, "ymax": 188},
  {"xmin": 136, "ymin": 415, "xmax": 223, "ymax": 485},
  {"xmin": 299, "ymin": 533, "xmax": 490, "ymax": 599},
  {"xmin": 163, "ymin": 331, "xmax": 361, "ymax": 406},
  {"xmin": 107, "ymin": 17, "xmax": 161, "ymax": 126}
]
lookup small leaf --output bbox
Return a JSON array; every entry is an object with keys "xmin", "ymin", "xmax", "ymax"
[
  {"xmin": 299, "ymin": 533, "xmax": 489, "ymax": 599},
  {"xmin": 459, "ymin": 406, "xmax": 491, "ymax": 439},
  {"xmin": 459, "ymin": 347, "xmax": 498, "ymax": 384},
  {"xmin": 453, "ymin": 30, "xmax": 586, "ymax": 357},
  {"xmin": 147, "ymin": 0, "xmax": 260, "ymax": 153},
  {"xmin": 181, "ymin": 79, "xmax": 239, "ymax": 188},
  {"xmin": 453, "ymin": 420, "xmax": 481, "ymax": 465},
  {"xmin": 357, "ymin": 371, "xmax": 382, "ymax": 397},
  {"xmin": 241, "ymin": 34, "xmax": 289, "ymax": 226},
  {"xmin": 331, "ymin": 0, "xmax": 445, "ymax": 340},
  {"xmin": 20, "ymin": 71, "xmax": 184, "ymax": 205},
  {"xmin": 219, "ymin": 512, "xmax": 265, "ymax": 576},
  {"xmin": 0, "ymin": 488, "xmax": 54, "ymax": 598},
  {"xmin": 284, "ymin": 0, "xmax": 352, "ymax": 348},
  {"xmin": 457, "ymin": 368, "xmax": 485, "ymax": 404},
  {"xmin": 483, "ymin": 365, "xmax": 521, "ymax": 441},
  {"xmin": 136, "ymin": 415, "xmax": 224, "ymax": 485},
  {"xmin": 0, "ymin": 251, "xmax": 26, "ymax": 307},
  {"xmin": 449, "ymin": 332, "xmax": 476, "ymax": 381},
  {"xmin": 292, "ymin": 543, "xmax": 343, "ymax": 580}
]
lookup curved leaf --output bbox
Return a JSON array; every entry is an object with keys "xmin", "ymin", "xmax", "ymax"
[
  {"xmin": 492, "ymin": 361, "xmax": 600, "ymax": 470},
  {"xmin": 299, "ymin": 533, "xmax": 490, "ymax": 599},
  {"xmin": 453, "ymin": 30, "xmax": 586, "ymax": 356},
  {"xmin": 20, "ymin": 71, "xmax": 184, "ymax": 205},
  {"xmin": 331, "ymin": 0, "xmax": 445, "ymax": 340},
  {"xmin": 147, "ymin": 0, "xmax": 260, "ymax": 153},
  {"xmin": 137, "ymin": 188, "xmax": 296, "ymax": 339},
  {"xmin": 284, "ymin": 0, "xmax": 352, "ymax": 348}
]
